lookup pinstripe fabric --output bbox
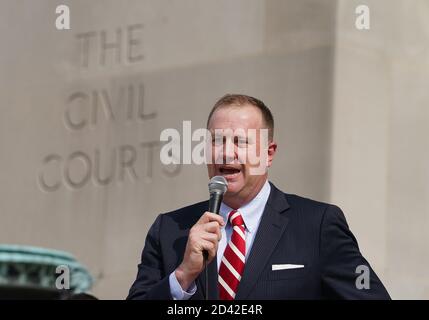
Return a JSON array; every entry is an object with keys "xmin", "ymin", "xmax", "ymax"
[{"xmin": 218, "ymin": 210, "xmax": 245, "ymax": 300}]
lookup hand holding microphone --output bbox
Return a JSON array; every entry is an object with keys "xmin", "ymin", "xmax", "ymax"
[{"xmin": 175, "ymin": 176, "xmax": 228, "ymax": 292}]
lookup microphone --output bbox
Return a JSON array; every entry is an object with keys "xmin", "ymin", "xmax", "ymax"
[
  {"xmin": 203, "ymin": 176, "xmax": 228, "ymax": 300},
  {"xmin": 208, "ymin": 176, "xmax": 228, "ymax": 214}
]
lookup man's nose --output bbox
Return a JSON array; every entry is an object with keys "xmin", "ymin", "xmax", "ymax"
[{"xmin": 222, "ymin": 139, "xmax": 236, "ymax": 164}]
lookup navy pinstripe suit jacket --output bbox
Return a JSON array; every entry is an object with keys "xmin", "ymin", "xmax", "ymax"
[{"xmin": 127, "ymin": 182, "xmax": 390, "ymax": 300}]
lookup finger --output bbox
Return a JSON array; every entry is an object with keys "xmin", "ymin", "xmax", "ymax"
[
  {"xmin": 201, "ymin": 232, "xmax": 220, "ymax": 244},
  {"xmin": 198, "ymin": 211, "xmax": 224, "ymax": 225},
  {"xmin": 200, "ymin": 240, "xmax": 216, "ymax": 259},
  {"xmin": 197, "ymin": 212, "xmax": 225, "ymax": 226},
  {"xmin": 200, "ymin": 239, "xmax": 215, "ymax": 253},
  {"xmin": 203, "ymin": 222, "xmax": 222, "ymax": 240}
]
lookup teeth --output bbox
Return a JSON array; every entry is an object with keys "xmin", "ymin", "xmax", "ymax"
[{"xmin": 220, "ymin": 168, "xmax": 240, "ymax": 174}]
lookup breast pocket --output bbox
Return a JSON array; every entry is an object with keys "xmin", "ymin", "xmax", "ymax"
[{"xmin": 265, "ymin": 263, "xmax": 310, "ymax": 280}]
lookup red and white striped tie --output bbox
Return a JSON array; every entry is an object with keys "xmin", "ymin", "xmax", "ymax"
[{"xmin": 218, "ymin": 210, "xmax": 246, "ymax": 300}]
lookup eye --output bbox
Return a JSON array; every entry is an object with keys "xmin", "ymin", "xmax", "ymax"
[
  {"xmin": 212, "ymin": 136, "xmax": 224, "ymax": 145},
  {"xmin": 235, "ymin": 136, "xmax": 248, "ymax": 146}
]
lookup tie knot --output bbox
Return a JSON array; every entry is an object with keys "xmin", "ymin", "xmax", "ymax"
[{"xmin": 228, "ymin": 210, "xmax": 244, "ymax": 227}]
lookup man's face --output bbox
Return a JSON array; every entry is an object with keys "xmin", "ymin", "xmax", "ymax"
[{"xmin": 207, "ymin": 104, "xmax": 276, "ymax": 200}]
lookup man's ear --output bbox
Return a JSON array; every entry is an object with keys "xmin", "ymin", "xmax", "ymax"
[{"xmin": 267, "ymin": 141, "xmax": 277, "ymax": 168}]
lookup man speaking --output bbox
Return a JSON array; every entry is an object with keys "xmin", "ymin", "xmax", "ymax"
[{"xmin": 127, "ymin": 94, "xmax": 390, "ymax": 300}]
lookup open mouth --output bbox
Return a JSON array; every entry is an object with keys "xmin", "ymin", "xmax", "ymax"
[{"xmin": 219, "ymin": 166, "xmax": 241, "ymax": 177}]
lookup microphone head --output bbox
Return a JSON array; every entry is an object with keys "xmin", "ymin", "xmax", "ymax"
[{"xmin": 208, "ymin": 176, "xmax": 228, "ymax": 195}]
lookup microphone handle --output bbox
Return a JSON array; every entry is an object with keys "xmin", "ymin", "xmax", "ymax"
[
  {"xmin": 204, "ymin": 192, "xmax": 223, "ymax": 261},
  {"xmin": 203, "ymin": 191, "xmax": 223, "ymax": 300},
  {"xmin": 208, "ymin": 191, "xmax": 223, "ymax": 214}
]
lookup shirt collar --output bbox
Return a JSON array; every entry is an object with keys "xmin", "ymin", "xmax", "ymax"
[{"xmin": 219, "ymin": 180, "xmax": 271, "ymax": 233}]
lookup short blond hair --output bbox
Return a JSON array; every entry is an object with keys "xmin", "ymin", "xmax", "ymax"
[{"xmin": 207, "ymin": 94, "xmax": 274, "ymax": 140}]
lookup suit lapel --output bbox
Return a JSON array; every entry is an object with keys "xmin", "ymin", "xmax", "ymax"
[{"xmin": 235, "ymin": 183, "xmax": 290, "ymax": 300}]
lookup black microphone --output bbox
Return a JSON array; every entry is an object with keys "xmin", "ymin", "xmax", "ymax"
[
  {"xmin": 203, "ymin": 176, "xmax": 228, "ymax": 300},
  {"xmin": 208, "ymin": 176, "xmax": 228, "ymax": 214}
]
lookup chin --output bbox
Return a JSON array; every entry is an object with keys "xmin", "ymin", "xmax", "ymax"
[{"xmin": 225, "ymin": 181, "xmax": 243, "ymax": 194}]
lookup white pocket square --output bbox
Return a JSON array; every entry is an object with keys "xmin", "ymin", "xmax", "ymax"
[{"xmin": 272, "ymin": 264, "xmax": 305, "ymax": 271}]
